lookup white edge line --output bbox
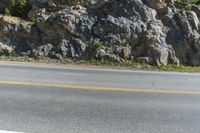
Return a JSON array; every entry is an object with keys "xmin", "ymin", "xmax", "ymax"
[
  {"xmin": 0, "ymin": 62, "xmax": 200, "ymax": 76},
  {"xmin": 0, "ymin": 130, "xmax": 26, "ymax": 133}
]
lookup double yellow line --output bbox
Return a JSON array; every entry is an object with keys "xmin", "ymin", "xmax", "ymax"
[{"xmin": 0, "ymin": 80, "xmax": 199, "ymax": 95}]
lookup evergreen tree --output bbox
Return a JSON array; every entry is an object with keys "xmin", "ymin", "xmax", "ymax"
[{"xmin": 3, "ymin": 0, "xmax": 31, "ymax": 18}]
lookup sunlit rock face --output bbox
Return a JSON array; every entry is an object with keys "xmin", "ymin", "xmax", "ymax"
[{"xmin": 0, "ymin": 0, "xmax": 199, "ymax": 66}]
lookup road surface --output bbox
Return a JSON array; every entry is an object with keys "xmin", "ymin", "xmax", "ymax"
[{"xmin": 0, "ymin": 63, "xmax": 200, "ymax": 133}]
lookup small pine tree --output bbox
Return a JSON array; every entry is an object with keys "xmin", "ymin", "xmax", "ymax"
[
  {"xmin": 196, "ymin": 0, "xmax": 200, "ymax": 4},
  {"xmin": 13, "ymin": 0, "xmax": 31, "ymax": 18},
  {"xmin": 4, "ymin": 8, "xmax": 11, "ymax": 16},
  {"xmin": 2, "ymin": 0, "xmax": 31, "ymax": 18}
]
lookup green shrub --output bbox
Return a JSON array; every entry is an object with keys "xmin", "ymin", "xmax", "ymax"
[
  {"xmin": 177, "ymin": 0, "xmax": 200, "ymax": 4},
  {"xmin": 4, "ymin": 8, "xmax": 11, "ymax": 16},
  {"xmin": 93, "ymin": 42, "xmax": 103, "ymax": 50},
  {"xmin": 3, "ymin": 0, "xmax": 31, "ymax": 18},
  {"xmin": 176, "ymin": 0, "xmax": 199, "ymax": 11}
]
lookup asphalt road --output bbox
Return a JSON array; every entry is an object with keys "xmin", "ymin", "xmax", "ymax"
[{"xmin": 0, "ymin": 63, "xmax": 200, "ymax": 133}]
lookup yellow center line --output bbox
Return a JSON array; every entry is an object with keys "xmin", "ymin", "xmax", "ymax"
[{"xmin": 0, "ymin": 80, "xmax": 199, "ymax": 95}]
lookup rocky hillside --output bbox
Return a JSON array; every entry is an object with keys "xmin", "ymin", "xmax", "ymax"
[{"xmin": 0, "ymin": 0, "xmax": 199, "ymax": 66}]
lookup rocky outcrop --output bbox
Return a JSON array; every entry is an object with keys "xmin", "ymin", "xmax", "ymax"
[{"xmin": 0, "ymin": 0, "xmax": 199, "ymax": 66}]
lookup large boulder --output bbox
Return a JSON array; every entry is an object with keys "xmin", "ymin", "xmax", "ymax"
[
  {"xmin": 186, "ymin": 11, "xmax": 200, "ymax": 30},
  {"xmin": 28, "ymin": 0, "xmax": 112, "ymax": 9},
  {"xmin": 0, "ymin": 41, "xmax": 14, "ymax": 55},
  {"xmin": 36, "ymin": 6, "xmax": 95, "ymax": 41},
  {"xmin": 145, "ymin": 0, "xmax": 167, "ymax": 10},
  {"xmin": 161, "ymin": 9, "xmax": 200, "ymax": 65},
  {"xmin": 0, "ymin": 16, "xmax": 40, "ymax": 54},
  {"xmin": 192, "ymin": 5, "xmax": 200, "ymax": 18}
]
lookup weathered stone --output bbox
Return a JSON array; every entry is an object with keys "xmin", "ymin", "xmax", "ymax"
[
  {"xmin": 185, "ymin": 11, "xmax": 200, "ymax": 30},
  {"xmin": 28, "ymin": 0, "xmax": 112, "ymax": 9},
  {"xmin": 192, "ymin": 5, "xmax": 200, "ymax": 18},
  {"xmin": 136, "ymin": 57, "xmax": 153, "ymax": 64},
  {"xmin": 28, "ymin": 8, "xmax": 50, "ymax": 22},
  {"xmin": 176, "ymin": 12, "xmax": 192, "ymax": 33},
  {"xmin": 145, "ymin": 0, "xmax": 167, "ymax": 10},
  {"xmin": 33, "ymin": 43, "xmax": 53, "ymax": 57},
  {"xmin": 0, "ymin": 0, "xmax": 199, "ymax": 66},
  {"xmin": 0, "ymin": 42, "xmax": 14, "ymax": 55},
  {"xmin": 52, "ymin": 38, "xmax": 87, "ymax": 59},
  {"xmin": 165, "ymin": 0, "xmax": 175, "ymax": 4}
]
